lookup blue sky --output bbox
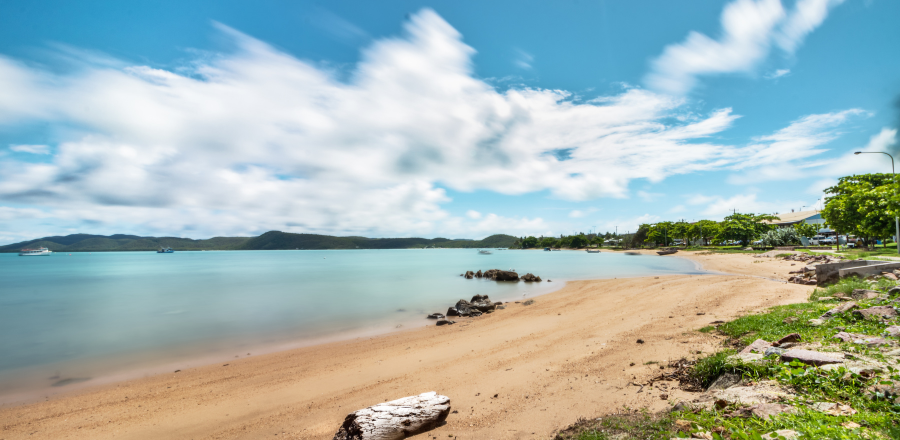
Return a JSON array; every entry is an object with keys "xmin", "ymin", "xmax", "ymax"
[{"xmin": 0, "ymin": 0, "xmax": 898, "ymax": 243}]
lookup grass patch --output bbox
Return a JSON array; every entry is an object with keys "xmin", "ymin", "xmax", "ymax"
[
  {"xmin": 555, "ymin": 411, "xmax": 675, "ymax": 440},
  {"xmin": 774, "ymin": 253, "xmax": 794, "ymax": 258},
  {"xmin": 698, "ymin": 326, "xmax": 716, "ymax": 333}
]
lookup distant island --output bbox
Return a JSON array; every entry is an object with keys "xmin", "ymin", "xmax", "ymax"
[{"xmin": 0, "ymin": 231, "xmax": 519, "ymax": 253}]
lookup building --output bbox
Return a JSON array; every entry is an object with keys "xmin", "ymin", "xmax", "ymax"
[{"xmin": 764, "ymin": 210, "xmax": 826, "ymax": 228}]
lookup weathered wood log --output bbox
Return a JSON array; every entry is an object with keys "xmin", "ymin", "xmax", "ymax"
[{"xmin": 332, "ymin": 392, "xmax": 451, "ymax": 440}]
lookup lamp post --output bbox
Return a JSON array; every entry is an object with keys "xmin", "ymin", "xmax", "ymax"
[{"xmin": 854, "ymin": 151, "xmax": 899, "ymax": 254}]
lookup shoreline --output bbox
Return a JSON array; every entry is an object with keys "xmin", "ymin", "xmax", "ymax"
[{"xmin": 0, "ymin": 251, "xmax": 812, "ymax": 439}]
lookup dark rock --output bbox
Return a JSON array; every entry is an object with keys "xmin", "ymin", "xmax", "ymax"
[
  {"xmin": 853, "ymin": 306, "xmax": 897, "ymax": 320},
  {"xmin": 522, "ymin": 273, "xmax": 542, "ymax": 282},
  {"xmin": 764, "ymin": 347, "xmax": 786, "ymax": 357},
  {"xmin": 427, "ymin": 313, "xmax": 445, "ymax": 320},
  {"xmin": 495, "ymin": 270, "xmax": 519, "ymax": 281},
  {"xmin": 780, "ymin": 349, "xmax": 843, "ymax": 366},
  {"xmin": 475, "ymin": 270, "xmax": 483, "ymax": 278},
  {"xmin": 706, "ymin": 373, "xmax": 742, "ymax": 391},
  {"xmin": 469, "ymin": 294, "xmax": 496, "ymax": 312},
  {"xmin": 464, "ymin": 270, "xmax": 475, "ymax": 279},
  {"xmin": 446, "ymin": 307, "xmax": 460, "ymax": 317},
  {"xmin": 455, "ymin": 299, "xmax": 473, "ymax": 315},
  {"xmin": 469, "ymin": 310, "xmax": 482, "ymax": 317},
  {"xmin": 523, "ymin": 299, "xmax": 535, "ymax": 306},
  {"xmin": 436, "ymin": 320, "xmax": 455, "ymax": 326},
  {"xmin": 774, "ymin": 333, "xmax": 801, "ymax": 346},
  {"xmin": 888, "ymin": 286, "xmax": 900, "ymax": 296},
  {"xmin": 636, "ymin": 339, "xmax": 645, "ymax": 344},
  {"xmin": 496, "ymin": 305, "xmax": 506, "ymax": 310}
]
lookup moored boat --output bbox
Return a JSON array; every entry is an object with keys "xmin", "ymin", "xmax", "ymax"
[
  {"xmin": 586, "ymin": 249, "xmax": 600, "ymax": 253},
  {"xmin": 19, "ymin": 247, "xmax": 52, "ymax": 256},
  {"xmin": 657, "ymin": 249, "xmax": 678, "ymax": 255},
  {"xmin": 477, "ymin": 249, "xmax": 492, "ymax": 255},
  {"xmin": 157, "ymin": 247, "xmax": 174, "ymax": 253}
]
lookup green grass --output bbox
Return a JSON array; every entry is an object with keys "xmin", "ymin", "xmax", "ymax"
[{"xmin": 562, "ymin": 276, "xmax": 900, "ymax": 440}]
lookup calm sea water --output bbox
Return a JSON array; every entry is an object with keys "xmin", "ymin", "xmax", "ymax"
[{"xmin": 0, "ymin": 249, "xmax": 703, "ymax": 400}]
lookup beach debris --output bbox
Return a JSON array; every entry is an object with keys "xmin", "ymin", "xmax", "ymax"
[
  {"xmin": 426, "ymin": 313, "xmax": 445, "ymax": 320},
  {"xmin": 821, "ymin": 301, "xmax": 858, "ymax": 319},
  {"xmin": 332, "ymin": 392, "xmax": 451, "ymax": 440},
  {"xmin": 636, "ymin": 339, "xmax": 645, "ymax": 344},
  {"xmin": 853, "ymin": 306, "xmax": 897, "ymax": 320},
  {"xmin": 780, "ymin": 349, "xmax": 844, "ymax": 366}
]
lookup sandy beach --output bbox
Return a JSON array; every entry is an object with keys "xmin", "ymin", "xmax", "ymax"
[{"xmin": 0, "ymin": 251, "xmax": 813, "ymax": 440}]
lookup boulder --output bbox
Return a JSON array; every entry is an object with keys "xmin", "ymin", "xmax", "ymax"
[
  {"xmin": 332, "ymin": 392, "xmax": 451, "ymax": 440},
  {"xmin": 426, "ymin": 313, "xmax": 445, "ymax": 320},
  {"xmin": 435, "ymin": 320, "xmax": 455, "ymax": 326},
  {"xmin": 464, "ymin": 271, "xmax": 474, "ymax": 279},
  {"xmin": 495, "ymin": 270, "xmax": 519, "ymax": 281},
  {"xmin": 821, "ymin": 301, "xmax": 858, "ymax": 319},
  {"xmin": 851, "ymin": 289, "xmax": 880, "ymax": 300},
  {"xmin": 523, "ymin": 299, "xmax": 535, "ymax": 306},
  {"xmin": 780, "ymin": 349, "xmax": 843, "ymax": 366},
  {"xmin": 521, "ymin": 273, "xmax": 542, "ymax": 282},
  {"xmin": 469, "ymin": 295, "xmax": 496, "ymax": 312},
  {"xmin": 888, "ymin": 286, "xmax": 900, "ymax": 296},
  {"xmin": 774, "ymin": 333, "xmax": 801, "ymax": 346},
  {"xmin": 475, "ymin": 270, "xmax": 483, "ymax": 278},
  {"xmin": 446, "ymin": 307, "xmax": 460, "ymax": 317},
  {"xmin": 454, "ymin": 300, "xmax": 472, "ymax": 316},
  {"xmin": 853, "ymin": 306, "xmax": 898, "ymax": 320},
  {"xmin": 884, "ymin": 272, "xmax": 899, "ymax": 281}
]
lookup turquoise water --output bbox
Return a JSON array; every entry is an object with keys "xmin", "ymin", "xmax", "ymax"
[{"xmin": 0, "ymin": 249, "xmax": 703, "ymax": 399}]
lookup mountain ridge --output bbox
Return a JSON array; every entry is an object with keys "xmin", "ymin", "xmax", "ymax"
[{"xmin": 0, "ymin": 231, "xmax": 518, "ymax": 252}]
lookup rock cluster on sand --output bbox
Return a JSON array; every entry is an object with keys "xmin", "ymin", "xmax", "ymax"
[
  {"xmin": 783, "ymin": 253, "xmax": 843, "ymax": 285},
  {"xmin": 461, "ymin": 269, "xmax": 542, "ymax": 282}
]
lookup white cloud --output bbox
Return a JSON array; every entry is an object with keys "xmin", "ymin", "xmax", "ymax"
[
  {"xmin": 465, "ymin": 210, "xmax": 482, "ymax": 219},
  {"xmin": 765, "ymin": 68, "xmax": 790, "ymax": 79},
  {"xmin": 687, "ymin": 192, "xmax": 807, "ymax": 218},
  {"xmin": 9, "ymin": 144, "xmax": 50, "ymax": 154},
  {"xmin": 636, "ymin": 190, "xmax": 664, "ymax": 202},
  {"xmin": 0, "ymin": 8, "xmax": 862, "ymax": 240},
  {"xmin": 646, "ymin": 0, "xmax": 844, "ymax": 95}
]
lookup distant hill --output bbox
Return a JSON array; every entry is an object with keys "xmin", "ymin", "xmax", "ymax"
[{"xmin": 0, "ymin": 231, "xmax": 517, "ymax": 252}]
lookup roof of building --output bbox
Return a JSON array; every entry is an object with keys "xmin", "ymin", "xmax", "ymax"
[{"xmin": 764, "ymin": 210, "xmax": 822, "ymax": 225}]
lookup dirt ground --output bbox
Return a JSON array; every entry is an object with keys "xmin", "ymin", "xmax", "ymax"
[{"xmin": 0, "ymin": 251, "xmax": 812, "ymax": 440}]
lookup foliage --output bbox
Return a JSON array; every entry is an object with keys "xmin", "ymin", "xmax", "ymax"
[
  {"xmin": 717, "ymin": 213, "xmax": 778, "ymax": 246},
  {"xmin": 521, "ymin": 236, "xmax": 539, "ymax": 249},
  {"xmin": 644, "ymin": 221, "xmax": 675, "ymax": 246},
  {"xmin": 569, "ymin": 234, "xmax": 589, "ymax": 248},
  {"xmin": 822, "ymin": 173, "xmax": 897, "ymax": 248},
  {"xmin": 793, "ymin": 220, "xmax": 819, "ymax": 239},
  {"xmin": 540, "ymin": 237, "xmax": 558, "ymax": 248},
  {"xmin": 759, "ymin": 227, "xmax": 801, "ymax": 247}
]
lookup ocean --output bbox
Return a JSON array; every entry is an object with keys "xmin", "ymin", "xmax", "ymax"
[{"xmin": 0, "ymin": 249, "xmax": 704, "ymax": 401}]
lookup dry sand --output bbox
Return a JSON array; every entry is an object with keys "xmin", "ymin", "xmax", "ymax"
[{"xmin": 0, "ymin": 251, "xmax": 812, "ymax": 440}]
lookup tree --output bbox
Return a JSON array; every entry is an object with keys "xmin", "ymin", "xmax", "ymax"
[
  {"xmin": 591, "ymin": 235, "xmax": 605, "ymax": 247},
  {"xmin": 521, "ymin": 236, "xmax": 539, "ymax": 249},
  {"xmin": 792, "ymin": 221, "xmax": 818, "ymax": 240},
  {"xmin": 822, "ymin": 173, "xmax": 897, "ymax": 249},
  {"xmin": 645, "ymin": 221, "xmax": 674, "ymax": 246},
  {"xmin": 569, "ymin": 234, "xmax": 588, "ymax": 248},
  {"xmin": 539, "ymin": 237, "xmax": 557, "ymax": 248},
  {"xmin": 717, "ymin": 213, "xmax": 777, "ymax": 246},
  {"xmin": 695, "ymin": 220, "xmax": 720, "ymax": 246},
  {"xmin": 630, "ymin": 225, "xmax": 649, "ymax": 248}
]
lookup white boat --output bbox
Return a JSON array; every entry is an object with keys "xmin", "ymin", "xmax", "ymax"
[
  {"xmin": 19, "ymin": 247, "xmax": 52, "ymax": 256},
  {"xmin": 478, "ymin": 249, "xmax": 492, "ymax": 255},
  {"xmin": 157, "ymin": 247, "xmax": 174, "ymax": 254}
]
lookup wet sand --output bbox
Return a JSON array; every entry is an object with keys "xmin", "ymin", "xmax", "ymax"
[{"xmin": 0, "ymin": 251, "xmax": 811, "ymax": 439}]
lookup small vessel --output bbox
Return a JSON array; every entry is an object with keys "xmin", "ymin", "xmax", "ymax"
[
  {"xmin": 157, "ymin": 247, "xmax": 174, "ymax": 254},
  {"xmin": 586, "ymin": 249, "xmax": 600, "ymax": 253},
  {"xmin": 19, "ymin": 247, "xmax": 52, "ymax": 256},
  {"xmin": 657, "ymin": 249, "xmax": 678, "ymax": 255},
  {"xmin": 478, "ymin": 249, "xmax": 492, "ymax": 255}
]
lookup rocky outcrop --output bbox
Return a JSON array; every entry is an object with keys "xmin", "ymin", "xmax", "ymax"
[
  {"xmin": 521, "ymin": 273, "xmax": 542, "ymax": 282},
  {"xmin": 851, "ymin": 289, "xmax": 881, "ymax": 300},
  {"xmin": 468, "ymin": 294, "xmax": 496, "ymax": 312},
  {"xmin": 465, "ymin": 269, "xmax": 530, "ymax": 282},
  {"xmin": 475, "ymin": 270, "xmax": 483, "ymax": 278},
  {"xmin": 332, "ymin": 392, "xmax": 451, "ymax": 440},
  {"xmin": 821, "ymin": 301, "xmax": 857, "ymax": 319},
  {"xmin": 464, "ymin": 271, "xmax": 474, "ymax": 279},
  {"xmin": 426, "ymin": 313, "xmax": 445, "ymax": 320},
  {"xmin": 853, "ymin": 306, "xmax": 897, "ymax": 320}
]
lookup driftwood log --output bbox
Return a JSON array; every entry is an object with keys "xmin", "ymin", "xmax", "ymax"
[{"xmin": 332, "ymin": 392, "xmax": 451, "ymax": 440}]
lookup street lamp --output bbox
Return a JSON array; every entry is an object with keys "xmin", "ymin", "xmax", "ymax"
[{"xmin": 854, "ymin": 151, "xmax": 899, "ymax": 254}]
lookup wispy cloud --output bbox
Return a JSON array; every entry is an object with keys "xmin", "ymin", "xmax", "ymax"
[
  {"xmin": 765, "ymin": 68, "xmax": 790, "ymax": 79},
  {"xmin": 9, "ymin": 144, "xmax": 50, "ymax": 154},
  {"xmin": 646, "ymin": 0, "xmax": 844, "ymax": 95},
  {"xmin": 513, "ymin": 49, "xmax": 534, "ymax": 70},
  {"xmin": 568, "ymin": 207, "xmax": 598, "ymax": 218}
]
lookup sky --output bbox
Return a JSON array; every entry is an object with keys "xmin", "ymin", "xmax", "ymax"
[{"xmin": 0, "ymin": 0, "xmax": 899, "ymax": 244}]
